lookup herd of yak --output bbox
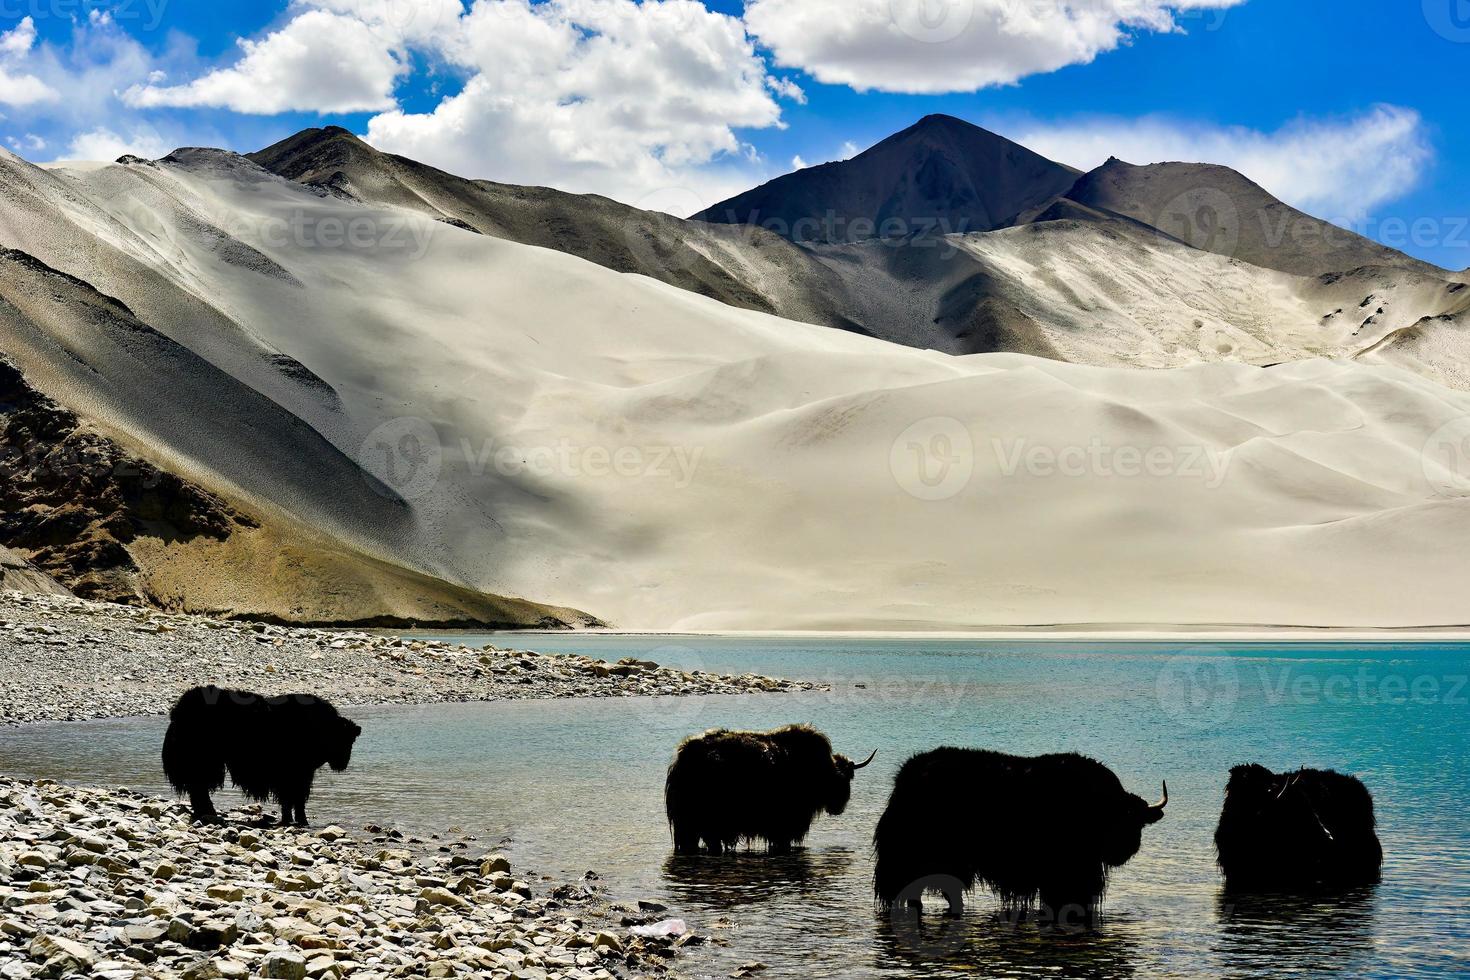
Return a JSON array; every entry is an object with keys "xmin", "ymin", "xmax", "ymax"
[{"xmin": 162, "ymin": 686, "xmax": 1383, "ymax": 927}]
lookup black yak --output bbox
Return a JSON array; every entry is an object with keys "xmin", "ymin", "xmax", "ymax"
[
  {"xmin": 161, "ymin": 686, "xmax": 362, "ymax": 826},
  {"xmin": 1215, "ymin": 764, "xmax": 1382, "ymax": 891},
  {"xmin": 874, "ymin": 749, "xmax": 1167, "ymax": 924},
  {"xmin": 665, "ymin": 725, "xmax": 875, "ymax": 854}
]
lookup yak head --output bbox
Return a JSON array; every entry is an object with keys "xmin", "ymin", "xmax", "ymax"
[
  {"xmin": 824, "ymin": 750, "xmax": 877, "ymax": 815},
  {"xmin": 327, "ymin": 718, "xmax": 363, "ymax": 772},
  {"xmin": 1099, "ymin": 777, "xmax": 1169, "ymax": 866}
]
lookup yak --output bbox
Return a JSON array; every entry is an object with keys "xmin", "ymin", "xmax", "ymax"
[
  {"xmin": 1215, "ymin": 764, "xmax": 1382, "ymax": 891},
  {"xmin": 874, "ymin": 748, "xmax": 1167, "ymax": 924},
  {"xmin": 665, "ymin": 725, "xmax": 875, "ymax": 854},
  {"xmin": 162, "ymin": 686, "xmax": 362, "ymax": 826}
]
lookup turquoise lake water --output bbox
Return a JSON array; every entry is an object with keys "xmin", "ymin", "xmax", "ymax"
[{"xmin": 3, "ymin": 636, "xmax": 1468, "ymax": 978}]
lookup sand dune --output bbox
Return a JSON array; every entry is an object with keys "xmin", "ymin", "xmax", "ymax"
[{"xmin": 4, "ymin": 148, "xmax": 1467, "ymax": 628}]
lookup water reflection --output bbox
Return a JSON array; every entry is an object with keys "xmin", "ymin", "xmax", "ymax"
[
  {"xmin": 1215, "ymin": 887, "xmax": 1378, "ymax": 977},
  {"xmin": 874, "ymin": 904, "xmax": 1142, "ymax": 979},
  {"xmin": 662, "ymin": 848, "xmax": 853, "ymax": 908}
]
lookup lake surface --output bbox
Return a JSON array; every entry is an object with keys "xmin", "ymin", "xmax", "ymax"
[{"xmin": 3, "ymin": 636, "xmax": 1468, "ymax": 979}]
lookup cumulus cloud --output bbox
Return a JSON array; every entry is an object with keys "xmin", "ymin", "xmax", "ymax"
[
  {"xmin": 743, "ymin": 0, "xmax": 1244, "ymax": 94},
  {"xmin": 0, "ymin": 18, "xmax": 60, "ymax": 106},
  {"xmin": 1012, "ymin": 105, "xmax": 1433, "ymax": 218},
  {"xmin": 123, "ymin": 10, "xmax": 405, "ymax": 113},
  {"xmin": 363, "ymin": 0, "xmax": 794, "ymax": 207}
]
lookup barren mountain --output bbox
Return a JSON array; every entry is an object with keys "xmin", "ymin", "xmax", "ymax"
[
  {"xmin": 250, "ymin": 122, "xmax": 1469, "ymax": 374},
  {"xmin": 694, "ymin": 114, "xmax": 1080, "ymax": 242},
  {"xmin": 1064, "ymin": 157, "xmax": 1441, "ymax": 278}
]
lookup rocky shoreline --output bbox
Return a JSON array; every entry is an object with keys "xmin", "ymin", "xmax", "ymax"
[
  {"xmin": 0, "ymin": 777, "xmax": 707, "ymax": 979},
  {"xmin": 0, "ymin": 591, "xmax": 820, "ymax": 726}
]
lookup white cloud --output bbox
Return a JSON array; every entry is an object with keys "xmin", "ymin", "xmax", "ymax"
[
  {"xmin": 298, "ymin": 0, "xmax": 467, "ymax": 46},
  {"xmin": 1012, "ymin": 105, "xmax": 1433, "ymax": 219},
  {"xmin": 743, "ymin": 0, "xmax": 1244, "ymax": 95},
  {"xmin": 123, "ymin": 10, "xmax": 406, "ymax": 113},
  {"xmin": 65, "ymin": 126, "xmax": 170, "ymax": 162},
  {"xmin": 0, "ymin": 18, "xmax": 60, "ymax": 106},
  {"xmin": 363, "ymin": 0, "xmax": 794, "ymax": 207},
  {"xmin": 792, "ymin": 155, "xmax": 807, "ymax": 169}
]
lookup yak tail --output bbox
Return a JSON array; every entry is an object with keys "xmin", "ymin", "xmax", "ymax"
[
  {"xmin": 873, "ymin": 791, "xmax": 914, "ymax": 908},
  {"xmin": 161, "ymin": 688, "xmax": 227, "ymax": 796}
]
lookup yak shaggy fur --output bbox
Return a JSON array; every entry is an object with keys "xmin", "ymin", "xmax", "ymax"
[
  {"xmin": 874, "ymin": 749, "xmax": 1167, "ymax": 923},
  {"xmin": 665, "ymin": 725, "xmax": 869, "ymax": 854},
  {"xmin": 162, "ymin": 686, "xmax": 361, "ymax": 826},
  {"xmin": 1216, "ymin": 764, "xmax": 1382, "ymax": 891}
]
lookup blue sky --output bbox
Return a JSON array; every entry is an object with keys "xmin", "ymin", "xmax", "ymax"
[{"xmin": 3, "ymin": 0, "xmax": 1468, "ymax": 269}]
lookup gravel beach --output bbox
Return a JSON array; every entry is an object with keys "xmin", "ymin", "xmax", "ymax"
[
  {"xmin": 0, "ymin": 777, "xmax": 711, "ymax": 979},
  {"xmin": 0, "ymin": 591, "xmax": 819, "ymax": 726},
  {"xmin": 0, "ymin": 591, "xmax": 818, "ymax": 977}
]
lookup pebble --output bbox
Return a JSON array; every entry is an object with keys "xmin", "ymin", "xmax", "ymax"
[{"xmin": 0, "ymin": 778, "xmax": 698, "ymax": 979}]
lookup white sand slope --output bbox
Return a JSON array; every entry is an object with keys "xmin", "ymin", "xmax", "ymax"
[{"xmin": 3, "ymin": 149, "xmax": 1470, "ymax": 628}]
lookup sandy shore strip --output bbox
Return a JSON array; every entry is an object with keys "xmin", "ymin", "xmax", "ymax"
[
  {"xmin": 0, "ymin": 592, "xmax": 820, "ymax": 726},
  {"xmin": 0, "ymin": 776, "xmax": 713, "ymax": 980}
]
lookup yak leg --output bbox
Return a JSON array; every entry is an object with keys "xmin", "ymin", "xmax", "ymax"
[
  {"xmin": 275, "ymin": 772, "xmax": 313, "ymax": 827},
  {"xmin": 187, "ymin": 788, "xmax": 220, "ymax": 823},
  {"xmin": 673, "ymin": 826, "xmax": 701, "ymax": 856}
]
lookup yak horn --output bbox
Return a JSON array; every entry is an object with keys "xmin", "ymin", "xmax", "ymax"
[
  {"xmin": 1149, "ymin": 781, "xmax": 1169, "ymax": 810},
  {"xmin": 852, "ymin": 750, "xmax": 878, "ymax": 770}
]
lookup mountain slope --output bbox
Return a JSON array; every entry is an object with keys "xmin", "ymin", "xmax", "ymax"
[
  {"xmin": 694, "ymin": 114, "xmax": 1080, "ymax": 242},
  {"xmin": 0, "ymin": 152, "xmax": 597, "ymax": 627},
  {"xmin": 1064, "ymin": 157, "xmax": 1441, "ymax": 278},
  {"xmin": 5, "ymin": 148, "xmax": 1470, "ymax": 628}
]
